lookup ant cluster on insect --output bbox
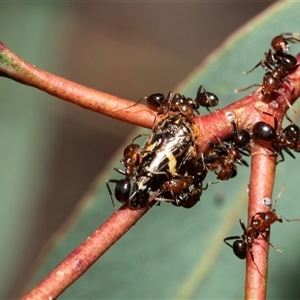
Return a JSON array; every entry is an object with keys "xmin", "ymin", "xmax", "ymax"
[
  {"xmin": 107, "ymin": 85, "xmax": 216, "ymax": 209},
  {"xmin": 107, "ymin": 33, "xmax": 300, "ymax": 263}
]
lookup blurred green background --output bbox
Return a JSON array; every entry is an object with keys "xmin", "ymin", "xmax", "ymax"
[{"xmin": 5, "ymin": 2, "xmax": 300, "ymax": 299}]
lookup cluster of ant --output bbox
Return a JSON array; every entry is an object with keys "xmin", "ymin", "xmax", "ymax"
[
  {"xmin": 106, "ymin": 33, "xmax": 300, "ymax": 263},
  {"xmin": 107, "ymin": 86, "xmax": 221, "ymax": 209},
  {"xmin": 225, "ymin": 32, "xmax": 300, "ymax": 262}
]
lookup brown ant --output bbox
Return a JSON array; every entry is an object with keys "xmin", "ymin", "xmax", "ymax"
[
  {"xmin": 252, "ymin": 116, "xmax": 300, "ymax": 162},
  {"xmin": 245, "ymin": 33, "xmax": 300, "ymax": 74},
  {"xmin": 145, "ymin": 85, "xmax": 219, "ymax": 117},
  {"xmin": 236, "ymin": 33, "xmax": 300, "ymax": 112},
  {"xmin": 204, "ymin": 120, "xmax": 249, "ymax": 180},
  {"xmin": 106, "ymin": 135, "xmax": 144, "ymax": 209},
  {"xmin": 204, "ymin": 144, "xmax": 245, "ymax": 180},
  {"xmin": 235, "ymin": 66, "xmax": 297, "ymax": 113},
  {"xmin": 146, "ymin": 91, "xmax": 195, "ymax": 120},
  {"xmin": 121, "ymin": 141, "xmax": 141, "ymax": 178},
  {"xmin": 162, "ymin": 173, "xmax": 203, "ymax": 209},
  {"xmin": 168, "ymin": 157, "xmax": 210, "ymax": 208},
  {"xmin": 224, "ymin": 185, "xmax": 300, "ymax": 264}
]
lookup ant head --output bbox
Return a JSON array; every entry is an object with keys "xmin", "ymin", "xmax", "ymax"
[{"xmin": 271, "ymin": 34, "xmax": 290, "ymax": 54}]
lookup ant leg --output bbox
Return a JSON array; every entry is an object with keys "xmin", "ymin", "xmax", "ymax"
[
  {"xmin": 248, "ymin": 247, "xmax": 261, "ymax": 274},
  {"xmin": 283, "ymin": 147, "xmax": 296, "ymax": 160},
  {"xmin": 131, "ymin": 133, "xmax": 150, "ymax": 143},
  {"xmin": 106, "ymin": 179, "xmax": 117, "ymax": 211},
  {"xmin": 114, "ymin": 96, "xmax": 146, "ymax": 112},
  {"xmin": 243, "ymin": 60, "xmax": 265, "ymax": 74},
  {"xmin": 260, "ymin": 232, "xmax": 283, "ymax": 254},
  {"xmin": 234, "ymin": 83, "xmax": 261, "ymax": 93},
  {"xmin": 239, "ymin": 219, "xmax": 247, "ymax": 231},
  {"xmin": 113, "ymin": 167, "xmax": 126, "ymax": 176},
  {"xmin": 285, "ymin": 112, "xmax": 294, "ymax": 124},
  {"xmin": 276, "ymin": 89, "xmax": 297, "ymax": 114},
  {"xmin": 201, "ymin": 180, "xmax": 220, "ymax": 190}
]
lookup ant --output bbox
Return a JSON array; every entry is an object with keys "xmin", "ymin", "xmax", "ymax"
[
  {"xmin": 120, "ymin": 136, "xmax": 144, "ymax": 179},
  {"xmin": 167, "ymin": 157, "xmax": 209, "ymax": 208},
  {"xmin": 204, "ymin": 120, "xmax": 249, "ymax": 180},
  {"xmin": 146, "ymin": 91, "xmax": 195, "ymax": 120},
  {"xmin": 224, "ymin": 184, "xmax": 300, "ymax": 264},
  {"xmin": 106, "ymin": 135, "xmax": 146, "ymax": 209},
  {"xmin": 236, "ymin": 65, "xmax": 297, "ymax": 113},
  {"xmin": 183, "ymin": 85, "xmax": 220, "ymax": 112},
  {"xmin": 245, "ymin": 33, "xmax": 300, "ymax": 74},
  {"xmin": 204, "ymin": 142, "xmax": 248, "ymax": 181},
  {"xmin": 252, "ymin": 116, "xmax": 300, "ymax": 162},
  {"xmin": 224, "ymin": 119, "xmax": 251, "ymax": 155},
  {"xmin": 236, "ymin": 33, "xmax": 300, "ymax": 112},
  {"xmin": 145, "ymin": 85, "xmax": 219, "ymax": 117},
  {"xmin": 162, "ymin": 173, "xmax": 202, "ymax": 209}
]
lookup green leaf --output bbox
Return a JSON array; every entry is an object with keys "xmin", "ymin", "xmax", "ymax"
[
  {"xmin": 25, "ymin": 2, "xmax": 300, "ymax": 299},
  {"xmin": 0, "ymin": 3, "xmax": 72, "ymax": 298}
]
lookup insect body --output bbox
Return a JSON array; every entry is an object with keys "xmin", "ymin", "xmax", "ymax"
[{"xmin": 107, "ymin": 113, "xmax": 201, "ymax": 209}]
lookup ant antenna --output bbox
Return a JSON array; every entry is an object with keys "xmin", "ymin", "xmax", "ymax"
[{"xmin": 272, "ymin": 183, "xmax": 286, "ymax": 209}]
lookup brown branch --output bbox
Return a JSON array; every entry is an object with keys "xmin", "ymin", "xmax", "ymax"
[{"xmin": 1, "ymin": 40, "xmax": 299, "ymax": 299}]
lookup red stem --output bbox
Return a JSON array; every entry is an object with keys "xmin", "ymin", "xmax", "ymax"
[
  {"xmin": 0, "ymin": 41, "xmax": 156, "ymax": 129},
  {"xmin": 245, "ymin": 144, "xmax": 276, "ymax": 300}
]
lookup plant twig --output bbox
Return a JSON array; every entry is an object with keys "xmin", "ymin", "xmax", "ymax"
[
  {"xmin": 0, "ymin": 41, "xmax": 156, "ymax": 129},
  {"xmin": 246, "ymin": 144, "xmax": 276, "ymax": 300}
]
